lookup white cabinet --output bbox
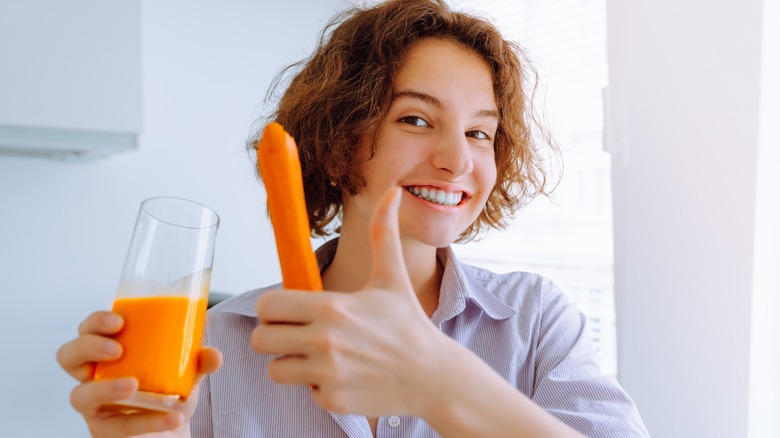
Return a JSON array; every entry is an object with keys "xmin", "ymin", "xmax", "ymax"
[{"xmin": 0, "ymin": 1, "xmax": 141, "ymax": 159}]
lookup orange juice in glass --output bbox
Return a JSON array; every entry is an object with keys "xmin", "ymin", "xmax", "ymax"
[{"xmin": 93, "ymin": 197, "xmax": 219, "ymax": 412}]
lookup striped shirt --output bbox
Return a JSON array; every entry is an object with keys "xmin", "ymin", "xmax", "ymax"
[{"xmin": 192, "ymin": 239, "xmax": 649, "ymax": 437}]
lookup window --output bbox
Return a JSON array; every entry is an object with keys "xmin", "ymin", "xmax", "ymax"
[{"xmin": 451, "ymin": 0, "xmax": 617, "ymax": 375}]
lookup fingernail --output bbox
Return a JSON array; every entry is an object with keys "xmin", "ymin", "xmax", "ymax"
[
  {"xmin": 113, "ymin": 378, "xmax": 136, "ymax": 391},
  {"xmin": 101, "ymin": 341, "xmax": 121, "ymax": 357},
  {"xmin": 104, "ymin": 314, "xmax": 123, "ymax": 328}
]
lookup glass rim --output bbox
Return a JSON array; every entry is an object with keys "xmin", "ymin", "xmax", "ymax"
[{"xmin": 139, "ymin": 196, "xmax": 220, "ymax": 230}]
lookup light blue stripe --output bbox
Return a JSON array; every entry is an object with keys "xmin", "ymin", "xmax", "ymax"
[{"xmin": 191, "ymin": 239, "xmax": 648, "ymax": 437}]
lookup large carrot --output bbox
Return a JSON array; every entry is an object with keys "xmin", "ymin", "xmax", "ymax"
[{"xmin": 257, "ymin": 122, "xmax": 323, "ymax": 291}]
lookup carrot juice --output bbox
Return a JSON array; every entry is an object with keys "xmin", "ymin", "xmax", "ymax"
[{"xmin": 94, "ymin": 295, "xmax": 208, "ymax": 399}]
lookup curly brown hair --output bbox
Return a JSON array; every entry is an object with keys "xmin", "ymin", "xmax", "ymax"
[{"xmin": 253, "ymin": 0, "xmax": 557, "ymax": 242}]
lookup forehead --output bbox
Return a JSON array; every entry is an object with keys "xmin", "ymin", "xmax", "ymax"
[{"xmin": 393, "ymin": 38, "xmax": 496, "ymax": 108}]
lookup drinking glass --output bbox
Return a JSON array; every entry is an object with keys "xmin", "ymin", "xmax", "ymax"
[{"xmin": 93, "ymin": 197, "xmax": 219, "ymax": 412}]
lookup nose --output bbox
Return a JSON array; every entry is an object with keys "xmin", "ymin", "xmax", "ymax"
[{"xmin": 430, "ymin": 131, "xmax": 473, "ymax": 177}]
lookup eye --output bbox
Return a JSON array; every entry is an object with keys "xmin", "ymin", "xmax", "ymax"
[
  {"xmin": 466, "ymin": 130, "xmax": 491, "ymax": 140},
  {"xmin": 399, "ymin": 116, "xmax": 429, "ymax": 127}
]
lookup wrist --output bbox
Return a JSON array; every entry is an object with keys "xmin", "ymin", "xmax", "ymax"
[
  {"xmin": 414, "ymin": 339, "xmax": 585, "ymax": 438},
  {"xmin": 411, "ymin": 333, "xmax": 469, "ymax": 424}
]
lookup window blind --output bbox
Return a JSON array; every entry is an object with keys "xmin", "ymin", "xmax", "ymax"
[{"xmin": 451, "ymin": 0, "xmax": 617, "ymax": 375}]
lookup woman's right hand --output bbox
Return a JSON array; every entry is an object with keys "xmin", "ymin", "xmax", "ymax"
[{"xmin": 56, "ymin": 311, "xmax": 222, "ymax": 438}]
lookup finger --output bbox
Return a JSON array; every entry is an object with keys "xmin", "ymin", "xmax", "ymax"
[
  {"xmin": 192, "ymin": 347, "xmax": 223, "ymax": 387},
  {"xmin": 70, "ymin": 378, "xmax": 139, "ymax": 415},
  {"xmin": 250, "ymin": 323, "xmax": 313, "ymax": 356},
  {"xmin": 368, "ymin": 187, "xmax": 412, "ymax": 289},
  {"xmin": 267, "ymin": 355, "xmax": 317, "ymax": 386},
  {"xmin": 92, "ymin": 411, "xmax": 184, "ymax": 437},
  {"xmin": 57, "ymin": 335, "xmax": 123, "ymax": 382},
  {"xmin": 78, "ymin": 311, "xmax": 124, "ymax": 336},
  {"xmin": 256, "ymin": 289, "xmax": 326, "ymax": 324}
]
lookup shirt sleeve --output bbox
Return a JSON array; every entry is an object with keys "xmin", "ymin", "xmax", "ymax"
[{"xmin": 531, "ymin": 282, "xmax": 650, "ymax": 437}]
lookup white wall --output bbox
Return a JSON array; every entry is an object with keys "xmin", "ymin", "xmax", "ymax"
[
  {"xmin": 0, "ymin": 1, "xmax": 342, "ymax": 436},
  {"xmin": 2, "ymin": 0, "xmax": 776, "ymax": 436},
  {"xmin": 748, "ymin": 0, "xmax": 780, "ymax": 435},
  {"xmin": 607, "ymin": 0, "xmax": 778, "ymax": 437},
  {"xmin": 0, "ymin": 1, "xmax": 141, "ymax": 133}
]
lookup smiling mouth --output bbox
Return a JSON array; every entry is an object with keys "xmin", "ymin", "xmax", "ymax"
[{"xmin": 405, "ymin": 186, "xmax": 465, "ymax": 207}]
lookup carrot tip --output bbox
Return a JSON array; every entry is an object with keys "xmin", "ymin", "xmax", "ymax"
[{"xmin": 260, "ymin": 122, "xmax": 287, "ymax": 149}]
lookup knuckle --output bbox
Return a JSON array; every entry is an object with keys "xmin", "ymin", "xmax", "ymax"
[
  {"xmin": 84, "ymin": 334, "xmax": 120, "ymax": 361},
  {"xmin": 78, "ymin": 311, "xmax": 103, "ymax": 334},
  {"xmin": 323, "ymin": 361, "xmax": 347, "ymax": 385},
  {"xmin": 69, "ymin": 385, "xmax": 87, "ymax": 412},
  {"xmin": 75, "ymin": 364, "xmax": 96, "ymax": 383},
  {"xmin": 77, "ymin": 319, "xmax": 89, "ymax": 335},
  {"xmin": 255, "ymin": 294, "xmax": 270, "ymax": 316},
  {"xmin": 317, "ymin": 391, "xmax": 349, "ymax": 414},
  {"xmin": 55, "ymin": 342, "xmax": 70, "ymax": 367},
  {"xmin": 305, "ymin": 357, "xmax": 343, "ymax": 388},
  {"xmin": 256, "ymin": 290, "xmax": 285, "ymax": 321},
  {"xmin": 309, "ymin": 363, "xmax": 334, "ymax": 384},
  {"xmin": 307, "ymin": 330, "xmax": 338, "ymax": 354},
  {"xmin": 249, "ymin": 326, "xmax": 268, "ymax": 353},
  {"xmin": 79, "ymin": 311, "xmax": 122, "ymax": 336},
  {"xmin": 318, "ymin": 297, "xmax": 351, "ymax": 325},
  {"xmin": 267, "ymin": 360, "xmax": 285, "ymax": 382}
]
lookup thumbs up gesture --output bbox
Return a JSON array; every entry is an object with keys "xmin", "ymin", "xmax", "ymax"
[{"xmin": 250, "ymin": 187, "xmax": 448, "ymax": 417}]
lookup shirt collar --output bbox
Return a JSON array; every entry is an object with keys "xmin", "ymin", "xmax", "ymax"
[
  {"xmin": 215, "ymin": 238, "xmax": 516, "ymax": 322},
  {"xmin": 211, "ymin": 239, "xmax": 339, "ymax": 318},
  {"xmin": 431, "ymin": 245, "xmax": 516, "ymax": 325}
]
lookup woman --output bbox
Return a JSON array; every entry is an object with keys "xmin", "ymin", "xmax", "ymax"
[{"xmin": 57, "ymin": 1, "xmax": 648, "ymax": 436}]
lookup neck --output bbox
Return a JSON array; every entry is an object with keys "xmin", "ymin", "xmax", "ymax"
[{"xmin": 322, "ymin": 225, "xmax": 443, "ymax": 317}]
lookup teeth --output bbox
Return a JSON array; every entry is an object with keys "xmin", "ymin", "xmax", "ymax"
[{"xmin": 407, "ymin": 186, "xmax": 463, "ymax": 206}]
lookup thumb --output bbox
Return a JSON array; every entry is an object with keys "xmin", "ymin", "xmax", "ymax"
[{"xmin": 368, "ymin": 187, "xmax": 412, "ymax": 291}]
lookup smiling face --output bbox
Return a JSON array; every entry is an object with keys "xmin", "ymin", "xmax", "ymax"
[{"xmin": 341, "ymin": 38, "xmax": 499, "ymax": 248}]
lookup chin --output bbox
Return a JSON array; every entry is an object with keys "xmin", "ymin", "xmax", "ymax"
[{"xmin": 402, "ymin": 224, "xmax": 464, "ymax": 248}]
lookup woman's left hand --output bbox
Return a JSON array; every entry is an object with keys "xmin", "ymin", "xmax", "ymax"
[{"xmin": 249, "ymin": 187, "xmax": 447, "ymax": 417}]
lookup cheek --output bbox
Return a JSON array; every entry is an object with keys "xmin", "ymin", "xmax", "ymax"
[
  {"xmin": 361, "ymin": 147, "xmax": 408, "ymax": 189},
  {"xmin": 479, "ymin": 154, "xmax": 498, "ymax": 197},
  {"xmin": 488, "ymin": 160, "xmax": 498, "ymax": 187},
  {"xmin": 474, "ymin": 163, "xmax": 498, "ymax": 219}
]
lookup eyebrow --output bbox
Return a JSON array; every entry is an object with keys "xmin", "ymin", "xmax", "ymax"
[{"xmin": 392, "ymin": 90, "xmax": 499, "ymax": 120}]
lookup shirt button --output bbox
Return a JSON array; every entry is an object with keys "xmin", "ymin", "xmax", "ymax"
[{"xmin": 388, "ymin": 416, "xmax": 401, "ymax": 427}]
